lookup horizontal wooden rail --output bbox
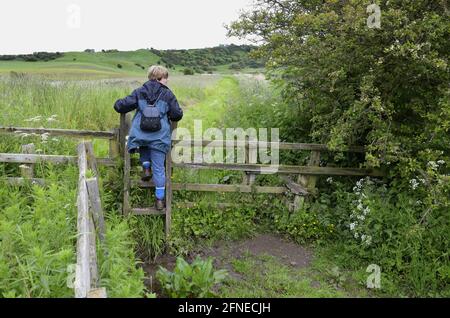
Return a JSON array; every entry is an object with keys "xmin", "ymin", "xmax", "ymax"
[
  {"xmin": 173, "ymin": 162, "xmax": 385, "ymax": 177},
  {"xmin": 172, "ymin": 139, "xmax": 365, "ymax": 153},
  {"xmin": 3, "ymin": 177, "xmax": 45, "ymax": 186},
  {"xmin": 131, "ymin": 207, "xmax": 165, "ymax": 216},
  {"xmin": 175, "ymin": 202, "xmax": 238, "ymax": 209},
  {"xmin": 0, "ymin": 153, "xmax": 115, "ymax": 166},
  {"xmin": 75, "ymin": 142, "xmax": 91, "ymax": 298},
  {"xmin": 0, "ymin": 126, "xmax": 116, "ymax": 139},
  {"xmin": 132, "ymin": 180, "xmax": 287, "ymax": 194}
]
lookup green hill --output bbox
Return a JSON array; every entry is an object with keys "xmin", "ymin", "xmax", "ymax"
[{"xmin": 0, "ymin": 45, "xmax": 264, "ymax": 79}]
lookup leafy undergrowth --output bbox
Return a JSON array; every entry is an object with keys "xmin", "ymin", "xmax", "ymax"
[
  {"xmin": 219, "ymin": 252, "xmax": 370, "ymax": 298},
  {"xmin": 0, "ymin": 164, "xmax": 146, "ymax": 298},
  {"xmin": 156, "ymin": 257, "xmax": 228, "ymax": 298}
]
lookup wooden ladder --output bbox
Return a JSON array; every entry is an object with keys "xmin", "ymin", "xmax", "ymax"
[{"xmin": 121, "ymin": 116, "xmax": 175, "ymax": 240}]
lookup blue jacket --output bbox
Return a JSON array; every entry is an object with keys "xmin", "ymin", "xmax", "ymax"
[{"xmin": 113, "ymin": 80, "xmax": 183, "ymax": 154}]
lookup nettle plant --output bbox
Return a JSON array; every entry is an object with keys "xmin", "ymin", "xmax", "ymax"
[{"xmin": 156, "ymin": 257, "xmax": 228, "ymax": 298}]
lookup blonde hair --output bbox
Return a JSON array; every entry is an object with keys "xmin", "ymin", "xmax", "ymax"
[{"xmin": 147, "ymin": 65, "xmax": 169, "ymax": 81}]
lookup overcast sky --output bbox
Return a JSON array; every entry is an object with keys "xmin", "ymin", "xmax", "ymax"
[{"xmin": 0, "ymin": 0, "xmax": 255, "ymax": 54}]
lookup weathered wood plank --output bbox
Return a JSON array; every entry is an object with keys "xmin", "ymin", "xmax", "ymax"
[
  {"xmin": 118, "ymin": 114, "xmax": 131, "ymax": 157},
  {"xmin": 0, "ymin": 126, "xmax": 115, "ymax": 139},
  {"xmin": 20, "ymin": 144, "xmax": 35, "ymax": 179},
  {"xmin": 84, "ymin": 141, "xmax": 98, "ymax": 177},
  {"xmin": 75, "ymin": 142, "xmax": 90, "ymax": 298},
  {"xmin": 280, "ymin": 176, "xmax": 309, "ymax": 196},
  {"xmin": 294, "ymin": 150, "xmax": 321, "ymax": 211},
  {"xmin": 173, "ymin": 183, "xmax": 285, "ymax": 194},
  {"xmin": 172, "ymin": 139, "xmax": 365, "ymax": 153},
  {"xmin": 131, "ymin": 207, "xmax": 165, "ymax": 215},
  {"xmin": 122, "ymin": 147, "xmax": 131, "ymax": 216},
  {"xmin": 86, "ymin": 178, "xmax": 106, "ymax": 243},
  {"xmin": 109, "ymin": 128, "xmax": 120, "ymax": 159},
  {"xmin": 87, "ymin": 287, "xmax": 107, "ymax": 298},
  {"xmin": 88, "ymin": 216, "xmax": 98, "ymax": 289},
  {"xmin": 133, "ymin": 180, "xmax": 286, "ymax": 194},
  {"xmin": 165, "ymin": 122, "xmax": 176, "ymax": 242},
  {"xmin": 0, "ymin": 153, "xmax": 115, "ymax": 166},
  {"xmin": 175, "ymin": 202, "xmax": 238, "ymax": 209},
  {"xmin": 4, "ymin": 177, "xmax": 45, "ymax": 186},
  {"xmin": 173, "ymin": 162, "xmax": 385, "ymax": 177}
]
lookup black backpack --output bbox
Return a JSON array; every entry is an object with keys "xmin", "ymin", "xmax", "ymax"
[{"xmin": 140, "ymin": 92, "xmax": 164, "ymax": 132}]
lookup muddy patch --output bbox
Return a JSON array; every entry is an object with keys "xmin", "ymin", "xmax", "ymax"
[{"xmin": 142, "ymin": 233, "xmax": 313, "ymax": 295}]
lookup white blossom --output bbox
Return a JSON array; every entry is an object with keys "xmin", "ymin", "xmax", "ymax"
[
  {"xmin": 361, "ymin": 234, "xmax": 372, "ymax": 246},
  {"xmin": 24, "ymin": 115, "xmax": 42, "ymax": 122},
  {"xmin": 409, "ymin": 179, "xmax": 419, "ymax": 190},
  {"xmin": 41, "ymin": 133, "xmax": 50, "ymax": 141}
]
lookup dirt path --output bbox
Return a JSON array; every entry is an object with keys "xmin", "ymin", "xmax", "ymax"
[{"xmin": 142, "ymin": 233, "xmax": 313, "ymax": 295}]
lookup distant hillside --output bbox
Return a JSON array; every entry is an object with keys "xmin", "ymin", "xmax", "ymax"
[
  {"xmin": 150, "ymin": 44, "xmax": 265, "ymax": 74},
  {"xmin": 0, "ymin": 45, "xmax": 264, "ymax": 78}
]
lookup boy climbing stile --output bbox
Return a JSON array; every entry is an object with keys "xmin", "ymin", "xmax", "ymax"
[{"xmin": 113, "ymin": 66, "xmax": 183, "ymax": 210}]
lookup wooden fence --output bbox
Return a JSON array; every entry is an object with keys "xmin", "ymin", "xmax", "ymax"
[
  {"xmin": 1, "ymin": 118, "xmax": 386, "ymax": 270},
  {"xmin": 116, "ymin": 113, "xmax": 385, "ymax": 242}
]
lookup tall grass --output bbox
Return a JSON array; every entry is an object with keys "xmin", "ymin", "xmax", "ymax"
[{"xmin": 0, "ymin": 165, "xmax": 145, "ymax": 298}]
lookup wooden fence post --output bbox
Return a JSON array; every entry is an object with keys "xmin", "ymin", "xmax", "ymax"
[
  {"xmin": 242, "ymin": 139, "xmax": 257, "ymax": 185},
  {"xmin": 109, "ymin": 128, "xmax": 120, "ymax": 159},
  {"xmin": 123, "ymin": 146, "xmax": 131, "ymax": 216},
  {"xmin": 165, "ymin": 121, "xmax": 177, "ymax": 243},
  {"xmin": 119, "ymin": 113, "xmax": 130, "ymax": 157},
  {"xmin": 84, "ymin": 141, "xmax": 98, "ymax": 177},
  {"xmin": 293, "ymin": 150, "xmax": 321, "ymax": 211},
  {"xmin": 20, "ymin": 143, "xmax": 35, "ymax": 179}
]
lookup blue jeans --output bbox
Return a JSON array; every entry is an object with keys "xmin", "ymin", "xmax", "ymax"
[{"xmin": 139, "ymin": 147, "xmax": 166, "ymax": 200}]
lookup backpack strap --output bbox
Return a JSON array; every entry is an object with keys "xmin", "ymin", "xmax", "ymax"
[{"xmin": 151, "ymin": 90, "xmax": 165, "ymax": 107}]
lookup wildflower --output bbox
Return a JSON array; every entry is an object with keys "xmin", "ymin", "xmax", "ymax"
[
  {"xmin": 326, "ymin": 177, "xmax": 333, "ymax": 184},
  {"xmin": 409, "ymin": 179, "xmax": 419, "ymax": 190},
  {"xmin": 349, "ymin": 222, "xmax": 357, "ymax": 231},
  {"xmin": 361, "ymin": 234, "xmax": 372, "ymax": 246},
  {"xmin": 41, "ymin": 133, "xmax": 50, "ymax": 142},
  {"xmin": 24, "ymin": 115, "xmax": 43, "ymax": 122},
  {"xmin": 437, "ymin": 160, "xmax": 445, "ymax": 165},
  {"xmin": 427, "ymin": 161, "xmax": 438, "ymax": 170},
  {"xmin": 19, "ymin": 133, "xmax": 30, "ymax": 139}
]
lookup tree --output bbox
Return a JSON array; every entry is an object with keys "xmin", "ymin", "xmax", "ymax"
[{"xmin": 228, "ymin": 0, "xmax": 450, "ymax": 169}]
